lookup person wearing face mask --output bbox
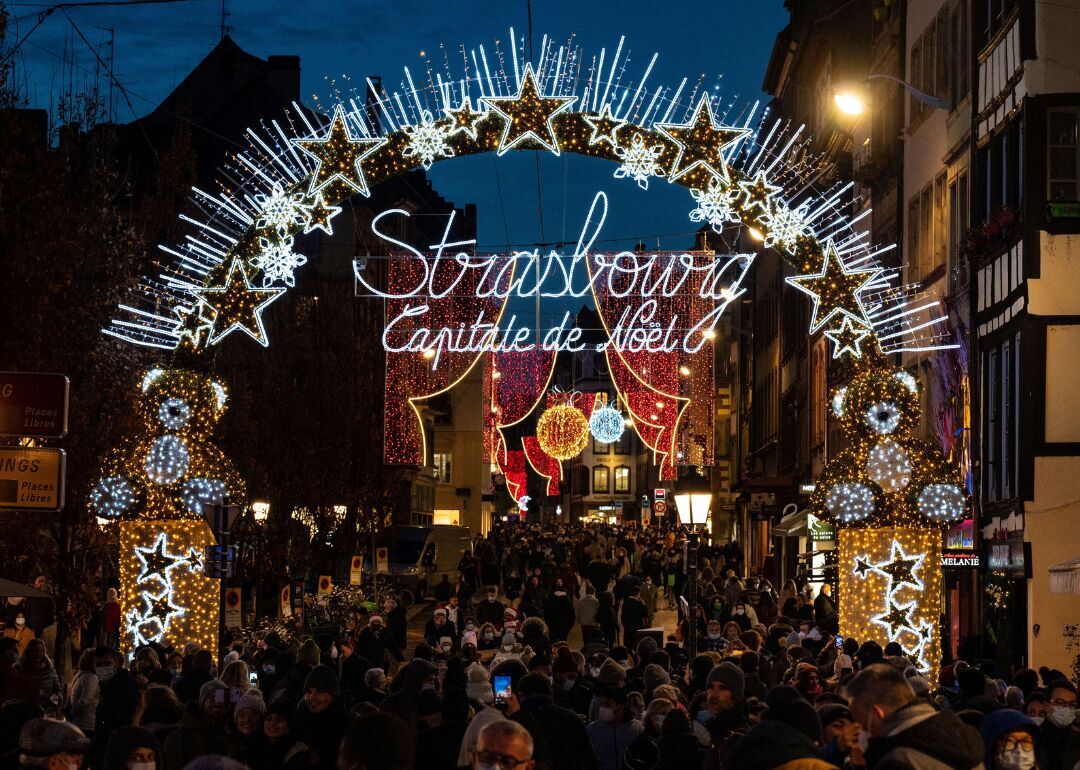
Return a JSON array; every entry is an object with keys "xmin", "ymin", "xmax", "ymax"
[
  {"xmin": 161, "ymin": 680, "xmax": 230, "ymax": 770},
  {"xmin": 68, "ymin": 649, "xmax": 101, "ymax": 739},
  {"xmin": 515, "ymin": 673, "xmax": 597, "ymax": 770},
  {"xmin": 4, "ymin": 611, "xmax": 33, "ymax": 655},
  {"xmin": 101, "ymin": 725, "xmax": 162, "ymax": 770},
  {"xmin": 425, "ymin": 608, "xmax": 459, "ymax": 649},
  {"xmin": 586, "ymin": 688, "xmax": 642, "ymax": 770},
  {"xmin": 643, "ymin": 700, "xmax": 673, "ymax": 738},
  {"xmin": 981, "ymin": 709, "xmax": 1043, "ymax": 770},
  {"xmin": 477, "ymin": 590, "xmax": 507, "ymax": 630},
  {"xmin": 93, "ymin": 647, "xmax": 139, "ymax": 762},
  {"xmin": 724, "ymin": 686, "xmax": 834, "ymax": 770},
  {"xmin": 380, "ymin": 658, "xmax": 439, "ymax": 732},
  {"xmin": 845, "ymin": 663, "xmax": 983, "ymax": 769},
  {"xmin": 17, "ymin": 718, "xmax": 91, "ymax": 770},
  {"xmin": 355, "ymin": 615, "xmax": 403, "ymax": 671},
  {"xmin": 1039, "ymin": 681, "xmax": 1080, "ymax": 770}
]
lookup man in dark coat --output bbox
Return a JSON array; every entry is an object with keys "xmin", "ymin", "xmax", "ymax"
[
  {"xmin": 619, "ymin": 585, "xmax": 650, "ymax": 649},
  {"xmin": 293, "ymin": 666, "xmax": 348, "ymax": 770},
  {"xmin": 1040, "ymin": 680, "xmax": 1080, "ymax": 770},
  {"xmin": 724, "ymin": 686, "xmax": 828, "ymax": 770},
  {"xmin": 384, "ymin": 597, "xmax": 409, "ymax": 653},
  {"xmin": 355, "ymin": 615, "xmax": 403, "ymax": 671},
  {"xmin": 476, "ymin": 589, "xmax": 506, "ymax": 628},
  {"xmin": 92, "ymin": 647, "xmax": 139, "ymax": 756},
  {"xmin": 172, "ymin": 649, "xmax": 214, "ymax": 705},
  {"xmin": 542, "ymin": 587, "xmax": 576, "ymax": 643},
  {"xmin": 515, "ymin": 673, "xmax": 598, "ymax": 770},
  {"xmin": 847, "ymin": 663, "xmax": 984, "ymax": 769}
]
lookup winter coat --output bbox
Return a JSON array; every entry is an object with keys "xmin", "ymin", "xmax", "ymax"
[
  {"xmin": 657, "ymin": 732, "xmax": 706, "ymax": 770},
  {"xmin": 380, "ymin": 658, "xmax": 438, "ymax": 727},
  {"xmin": 576, "ymin": 595, "xmax": 600, "ymax": 628},
  {"xmin": 69, "ymin": 670, "xmax": 101, "ymax": 731},
  {"xmin": 586, "ymin": 719, "xmax": 643, "ymax": 770},
  {"xmin": 543, "ymin": 594, "xmax": 576, "ymax": 642},
  {"xmin": 162, "ymin": 705, "xmax": 228, "ymax": 770},
  {"xmin": 476, "ymin": 598, "xmax": 506, "ymax": 628},
  {"xmin": 356, "ymin": 625, "xmax": 403, "ymax": 668},
  {"xmin": 293, "ymin": 698, "xmax": 348, "ymax": 770},
  {"xmin": 95, "ymin": 669, "xmax": 140, "ymax": 749},
  {"xmin": 1039, "ymin": 717, "xmax": 1080, "ymax": 770},
  {"xmin": 387, "ymin": 604, "xmax": 409, "ymax": 651},
  {"xmin": 554, "ymin": 678, "xmax": 594, "ymax": 718},
  {"xmin": 864, "ymin": 700, "xmax": 985, "ymax": 770},
  {"xmin": 724, "ymin": 718, "xmax": 837, "ymax": 770},
  {"xmin": 424, "ymin": 618, "xmax": 459, "ymax": 648},
  {"xmin": 519, "ymin": 695, "xmax": 598, "ymax": 770},
  {"xmin": 245, "ymin": 734, "xmax": 310, "ymax": 770},
  {"xmin": 620, "ymin": 596, "xmax": 650, "ymax": 648}
]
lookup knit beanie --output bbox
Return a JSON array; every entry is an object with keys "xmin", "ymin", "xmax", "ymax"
[
  {"xmin": 303, "ymin": 664, "xmax": 340, "ymax": 697},
  {"xmin": 636, "ymin": 636, "xmax": 659, "ymax": 662},
  {"xmin": 764, "ymin": 686, "xmax": 822, "ymax": 745},
  {"xmin": 597, "ymin": 658, "xmax": 627, "ymax": 686},
  {"xmin": 265, "ymin": 699, "xmax": 296, "ymax": 727},
  {"xmin": 644, "ymin": 664, "xmax": 670, "ymax": 692},
  {"xmin": 817, "ymin": 703, "xmax": 852, "ymax": 731},
  {"xmin": 198, "ymin": 679, "xmax": 228, "ymax": 703},
  {"xmin": 296, "ymin": 639, "xmax": 321, "ymax": 667},
  {"xmin": 706, "ymin": 662, "xmax": 745, "ymax": 703},
  {"xmin": 234, "ymin": 689, "xmax": 266, "ymax": 716}
]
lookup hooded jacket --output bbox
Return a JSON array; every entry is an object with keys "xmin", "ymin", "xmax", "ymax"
[
  {"xmin": 980, "ymin": 709, "xmax": 1041, "ymax": 769},
  {"xmin": 724, "ymin": 719, "xmax": 836, "ymax": 770},
  {"xmin": 864, "ymin": 700, "xmax": 985, "ymax": 770}
]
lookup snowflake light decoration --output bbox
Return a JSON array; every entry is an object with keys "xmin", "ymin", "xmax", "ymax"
[
  {"xmin": 253, "ymin": 182, "xmax": 308, "ymax": 235},
  {"xmin": 689, "ymin": 180, "xmax": 741, "ymax": 232},
  {"xmin": 402, "ymin": 112, "xmax": 454, "ymax": 170},
  {"xmin": 589, "ymin": 404, "xmax": 626, "ymax": 444},
  {"xmin": 761, "ymin": 200, "xmax": 812, "ymax": 253},
  {"xmin": 252, "ymin": 235, "xmax": 307, "ymax": 288},
  {"xmin": 613, "ymin": 132, "xmax": 665, "ymax": 189}
]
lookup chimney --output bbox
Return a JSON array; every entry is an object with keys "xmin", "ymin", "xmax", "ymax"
[{"xmin": 267, "ymin": 55, "xmax": 301, "ymax": 103}]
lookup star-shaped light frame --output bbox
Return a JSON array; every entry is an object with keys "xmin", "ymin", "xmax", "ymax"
[
  {"xmin": 293, "ymin": 104, "xmax": 387, "ymax": 197},
  {"xmin": 302, "ymin": 194, "xmax": 342, "ymax": 235},
  {"xmin": 444, "ymin": 96, "xmax": 487, "ymax": 141},
  {"xmin": 482, "ymin": 64, "xmax": 577, "ymax": 156},
  {"xmin": 134, "ymin": 532, "xmax": 186, "ymax": 583},
  {"xmin": 583, "ymin": 103, "xmax": 628, "ymax": 148},
  {"xmin": 824, "ymin": 316, "xmax": 873, "ymax": 359},
  {"xmin": 872, "ymin": 599, "xmax": 917, "ymax": 640},
  {"xmin": 655, "ymin": 95, "xmax": 748, "ymax": 182},
  {"xmin": 786, "ymin": 241, "xmax": 881, "ymax": 333},
  {"xmin": 194, "ymin": 259, "xmax": 286, "ymax": 347}
]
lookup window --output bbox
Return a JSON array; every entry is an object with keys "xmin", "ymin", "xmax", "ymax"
[
  {"xmin": 614, "ymin": 466, "xmax": 630, "ymax": 493},
  {"xmin": 1049, "ymin": 109, "xmax": 1079, "ymax": 201},
  {"xmin": 949, "ymin": 171, "xmax": 970, "ymax": 296},
  {"xmin": 592, "ymin": 436, "xmax": 609, "ymax": 455},
  {"xmin": 592, "ymin": 466, "xmax": 610, "ymax": 493},
  {"xmin": 613, "ymin": 431, "xmax": 632, "ymax": 456},
  {"xmin": 934, "ymin": 173, "xmax": 948, "ymax": 273},
  {"xmin": 433, "ymin": 452, "xmax": 452, "ymax": 484},
  {"xmin": 920, "ymin": 185, "xmax": 933, "ymax": 279},
  {"xmin": 981, "ymin": 335, "xmax": 1020, "ymax": 503},
  {"xmin": 908, "ymin": 176, "xmax": 950, "ymax": 283},
  {"xmin": 951, "ymin": 0, "xmax": 969, "ymax": 109}
]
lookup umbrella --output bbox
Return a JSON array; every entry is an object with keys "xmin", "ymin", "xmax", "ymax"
[{"xmin": 0, "ymin": 577, "xmax": 51, "ymax": 599}]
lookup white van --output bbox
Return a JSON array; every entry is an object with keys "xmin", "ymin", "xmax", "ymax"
[{"xmin": 390, "ymin": 525, "xmax": 473, "ymax": 596}]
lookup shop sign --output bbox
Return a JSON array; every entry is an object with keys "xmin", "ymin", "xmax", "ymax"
[
  {"xmin": 807, "ymin": 513, "xmax": 836, "ymax": 542},
  {"xmin": 941, "ymin": 551, "xmax": 981, "ymax": 568}
]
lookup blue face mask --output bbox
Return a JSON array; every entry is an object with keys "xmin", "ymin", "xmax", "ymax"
[{"xmin": 696, "ymin": 709, "xmax": 712, "ymax": 726}]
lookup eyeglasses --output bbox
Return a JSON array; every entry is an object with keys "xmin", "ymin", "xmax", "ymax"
[
  {"xmin": 1050, "ymin": 698, "xmax": 1078, "ymax": 709},
  {"xmin": 476, "ymin": 751, "xmax": 531, "ymax": 769},
  {"xmin": 1001, "ymin": 736, "xmax": 1035, "ymax": 751}
]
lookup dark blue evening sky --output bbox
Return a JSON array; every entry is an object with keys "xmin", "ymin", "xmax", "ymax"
[{"xmin": 7, "ymin": 0, "xmax": 787, "ymax": 258}]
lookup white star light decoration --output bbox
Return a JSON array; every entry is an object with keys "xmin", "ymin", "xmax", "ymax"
[
  {"xmin": 614, "ymin": 133, "xmax": 665, "ymax": 189},
  {"xmin": 127, "ymin": 531, "xmax": 199, "ymax": 647},
  {"xmin": 482, "ymin": 64, "xmax": 577, "ymax": 156},
  {"xmin": 583, "ymin": 103, "xmax": 627, "ymax": 147},
  {"xmin": 762, "ymin": 200, "xmax": 813, "ymax": 253},
  {"xmin": 824, "ymin": 317, "xmax": 872, "ymax": 359},
  {"xmin": 444, "ymin": 96, "xmax": 486, "ymax": 141},
  {"xmin": 854, "ymin": 540, "xmax": 932, "ymax": 671},
  {"xmin": 402, "ymin": 111, "xmax": 454, "ymax": 169},
  {"xmin": 689, "ymin": 180, "xmax": 741, "ymax": 231},
  {"xmin": 253, "ymin": 182, "xmax": 308, "ymax": 234},
  {"xmin": 252, "ymin": 235, "xmax": 307, "ymax": 287},
  {"xmin": 293, "ymin": 104, "xmax": 386, "ymax": 198},
  {"xmin": 655, "ymin": 96, "xmax": 748, "ymax": 182}
]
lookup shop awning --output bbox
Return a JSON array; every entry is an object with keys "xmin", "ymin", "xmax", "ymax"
[
  {"xmin": 0, "ymin": 578, "xmax": 51, "ymax": 599},
  {"xmin": 1049, "ymin": 556, "xmax": 1080, "ymax": 594},
  {"xmin": 771, "ymin": 508, "xmax": 809, "ymax": 537}
]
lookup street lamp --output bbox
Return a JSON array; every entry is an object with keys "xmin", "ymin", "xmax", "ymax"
[
  {"xmin": 834, "ymin": 73, "xmax": 946, "ymax": 116},
  {"xmin": 674, "ymin": 468, "xmax": 712, "ymax": 660},
  {"xmin": 252, "ymin": 501, "xmax": 269, "ymax": 525}
]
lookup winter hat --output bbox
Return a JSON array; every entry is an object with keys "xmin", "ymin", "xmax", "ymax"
[
  {"xmin": 466, "ymin": 662, "xmax": 493, "ymax": 705},
  {"xmin": 817, "ymin": 704, "xmax": 853, "ymax": 731},
  {"xmin": 19, "ymin": 719, "xmax": 91, "ymax": 759},
  {"xmin": 636, "ymin": 636, "xmax": 659, "ymax": 662},
  {"xmin": 980, "ymin": 707, "xmax": 1039, "ymax": 765},
  {"xmin": 597, "ymin": 658, "xmax": 627, "ymax": 686},
  {"xmin": 706, "ymin": 662, "xmax": 745, "ymax": 703},
  {"xmin": 500, "ymin": 631, "xmax": 517, "ymax": 651},
  {"xmin": 644, "ymin": 664, "xmax": 671, "ymax": 692},
  {"xmin": 904, "ymin": 667, "xmax": 931, "ymax": 696},
  {"xmin": 234, "ymin": 689, "xmax": 266, "ymax": 716},
  {"xmin": 553, "ymin": 647, "xmax": 578, "ymax": 674},
  {"xmin": 434, "ymin": 607, "xmax": 448, "ymax": 618},
  {"xmin": 199, "ymin": 679, "xmax": 229, "ymax": 703},
  {"xmin": 303, "ymin": 664, "xmax": 340, "ymax": 698},
  {"xmin": 265, "ymin": 698, "xmax": 296, "ymax": 727},
  {"xmin": 763, "ymin": 686, "xmax": 822, "ymax": 745},
  {"xmin": 461, "ymin": 631, "xmax": 478, "ymax": 648},
  {"xmin": 503, "ymin": 607, "xmax": 517, "ymax": 621},
  {"xmin": 296, "ymin": 639, "xmax": 321, "ymax": 667},
  {"xmin": 223, "ymin": 650, "xmax": 240, "ymax": 665}
]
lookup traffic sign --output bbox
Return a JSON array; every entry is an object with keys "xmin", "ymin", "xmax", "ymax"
[
  {"xmin": 376, "ymin": 547, "xmax": 389, "ymax": 574},
  {"xmin": 350, "ymin": 555, "xmax": 363, "ymax": 585},
  {"xmin": 0, "ymin": 372, "xmax": 69, "ymax": 439},
  {"xmin": 224, "ymin": 587, "xmax": 242, "ymax": 629},
  {"xmin": 653, "ymin": 500, "xmax": 667, "ymax": 515},
  {"xmin": 0, "ymin": 447, "xmax": 65, "ymax": 510},
  {"xmin": 654, "ymin": 488, "xmax": 666, "ymax": 500}
]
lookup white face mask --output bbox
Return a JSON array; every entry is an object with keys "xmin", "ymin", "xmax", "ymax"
[
  {"xmin": 96, "ymin": 665, "xmax": 115, "ymax": 682},
  {"xmin": 856, "ymin": 728, "xmax": 870, "ymax": 755},
  {"xmin": 996, "ymin": 747, "xmax": 1036, "ymax": 770},
  {"xmin": 129, "ymin": 762, "xmax": 156, "ymax": 770},
  {"xmin": 1051, "ymin": 705, "xmax": 1076, "ymax": 728},
  {"xmin": 707, "ymin": 632, "xmax": 721, "ymax": 640},
  {"xmin": 14, "ymin": 618, "xmax": 25, "ymax": 627}
]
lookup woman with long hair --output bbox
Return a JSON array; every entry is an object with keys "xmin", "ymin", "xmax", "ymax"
[{"xmin": 15, "ymin": 638, "xmax": 60, "ymax": 711}]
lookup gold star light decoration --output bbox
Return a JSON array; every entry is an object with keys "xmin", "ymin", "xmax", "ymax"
[
  {"xmin": 194, "ymin": 259, "xmax": 285, "ymax": 347},
  {"xmin": 824, "ymin": 316, "xmax": 872, "ymax": 359},
  {"xmin": 482, "ymin": 64, "xmax": 577, "ymax": 155},
  {"xmin": 583, "ymin": 102, "xmax": 627, "ymax": 147},
  {"xmin": 294, "ymin": 104, "xmax": 387, "ymax": 198},
  {"xmin": 655, "ymin": 95, "xmax": 749, "ymax": 183},
  {"xmin": 786, "ymin": 241, "xmax": 881, "ymax": 333},
  {"xmin": 444, "ymin": 96, "xmax": 487, "ymax": 141},
  {"xmin": 302, "ymin": 194, "xmax": 342, "ymax": 235}
]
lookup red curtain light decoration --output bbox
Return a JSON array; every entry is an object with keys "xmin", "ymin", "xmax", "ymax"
[
  {"xmin": 493, "ymin": 430, "xmax": 529, "ymax": 502},
  {"xmin": 483, "ymin": 348, "xmax": 557, "ymax": 463},
  {"xmin": 523, "ymin": 436, "xmax": 562, "ymax": 497},
  {"xmin": 384, "ymin": 254, "xmax": 511, "ymax": 464},
  {"xmin": 589, "ymin": 251, "xmax": 717, "ymax": 478}
]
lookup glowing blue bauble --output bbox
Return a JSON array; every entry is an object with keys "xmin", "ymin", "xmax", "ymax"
[
  {"xmin": 145, "ymin": 435, "xmax": 190, "ymax": 485},
  {"xmin": 158, "ymin": 397, "xmax": 191, "ymax": 430},
  {"xmin": 90, "ymin": 476, "xmax": 136, "ymax": 518},
  {"xmin": 917, "ymin": 483, "xmax": 966, "ymax": 522},
  {"xmin": 181, "ymin": 477, "xmax": 228, "ymax": 516},
  {"xmin": 865, "ymin": 439, "xmax": 911, "ymax": 492},
  {"xmin": 589, "ymin": 405, "xmax": 626, "ymax": 444},
  {"xmin": 824, "ymin": 482, "xmax": 875, "ymax": 523}
]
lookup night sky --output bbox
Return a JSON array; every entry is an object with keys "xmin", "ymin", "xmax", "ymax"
[{"xmin": 8, "ymin": 0, "xmax": 787, "ymax": 263}]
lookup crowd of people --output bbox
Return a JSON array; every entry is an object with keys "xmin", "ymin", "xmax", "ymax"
[{"xmin": 1, "ymin": 520, "xmax": 1079, "ymax": 770}]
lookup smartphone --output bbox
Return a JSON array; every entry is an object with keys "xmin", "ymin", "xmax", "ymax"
[
  {"xmin": 493, "ymin": 675, "xmax": 512, "ymax": 708},
  {"xmin": 249, "ymin": 670, "xmax": 259, "ymax": 687},
  {"xmin": 835, "ymin": 634, "xmax": 844, "ymax": 649}
]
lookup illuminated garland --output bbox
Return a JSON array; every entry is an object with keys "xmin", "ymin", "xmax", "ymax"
[
  {"xmin": 589, "ymin": 403, "xmax": 626, "ymax": 444},
  {"xmin": 535, "ymin": 403, "xmax": 590, "ymax": 461}
]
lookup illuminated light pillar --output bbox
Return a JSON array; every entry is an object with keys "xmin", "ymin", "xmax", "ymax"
[
  {"xmin": 837, "ymin": 527, "xmax": 942, "ymax": 685},
  {"xmin": 119, "ymin": 519, "xmax": 220, "ymax": 660}
]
